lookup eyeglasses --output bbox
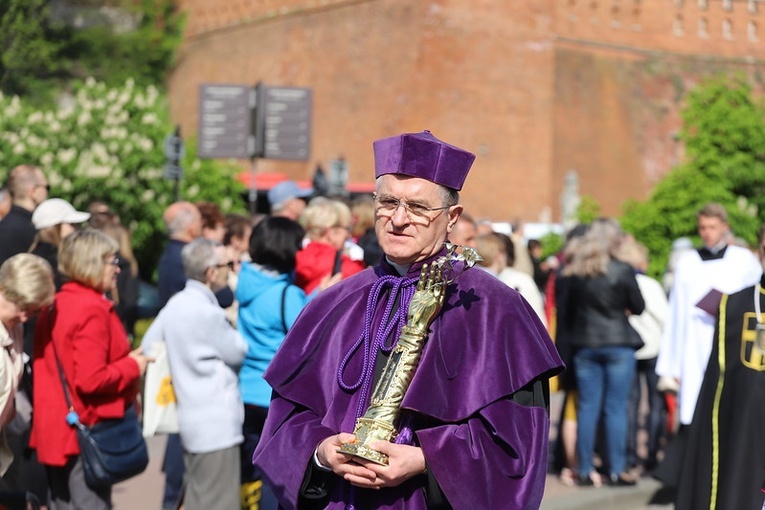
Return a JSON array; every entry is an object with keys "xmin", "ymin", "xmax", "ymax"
[
  {"xmin": 105, "ymin": 256, "xmax": 120, "ymax": 267},
  {"xmin": 214, "ymin": 261, "xmax": 235, "ymax": 270},
  {"xmin": 373, "ymin": 193, "xmax": 452, "ymax": 222}
]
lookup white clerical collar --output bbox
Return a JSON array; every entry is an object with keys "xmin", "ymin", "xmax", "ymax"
[
  {"xmin": 704, "ymin": 240, "xmax": 728, "ymax": 255},
  {"xmin": 385, "ymin": 257, "xmax": 411, "ymax": 276}
]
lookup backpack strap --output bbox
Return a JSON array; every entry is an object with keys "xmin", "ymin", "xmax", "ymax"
[{"xmin": 280, "ymin": 284, "xmax": 289, "ymax": 334}]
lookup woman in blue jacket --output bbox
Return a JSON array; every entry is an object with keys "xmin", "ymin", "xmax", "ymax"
[{"xmin": 236, "ymin": 216, "xmax": 339, "ymax": 509}]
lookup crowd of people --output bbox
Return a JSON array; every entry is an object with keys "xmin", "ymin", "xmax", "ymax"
[
  {"xmin": 0, "ymin": 130, "xmax": 762, "ymax": 510},
  {"xmin": 545, "ymin": 203, "xmax": 765, "ymax": 510}
]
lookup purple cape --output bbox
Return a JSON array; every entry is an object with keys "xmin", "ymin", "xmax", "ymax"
[{"xmin": 254, "ymin": 255, "xmax": 564, "ymax": 509}]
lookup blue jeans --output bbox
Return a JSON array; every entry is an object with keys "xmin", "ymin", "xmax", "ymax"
[{"xmin": 574, "ymin": 346, "xmax": 636, "ymax": 479}]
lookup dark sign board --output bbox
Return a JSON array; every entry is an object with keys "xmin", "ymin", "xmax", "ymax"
[
  {"xmin": 198, "ymin": 84, "xmax": 253, "ymax": 159},
  {"xmin": 253, "ymin": 85, "xmax": 311, "ymax": 160}
]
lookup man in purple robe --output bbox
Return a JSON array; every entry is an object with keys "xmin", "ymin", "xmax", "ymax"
[{"xmin": 253, "ymin": 130, "xmax": 564, "ymax": 509}]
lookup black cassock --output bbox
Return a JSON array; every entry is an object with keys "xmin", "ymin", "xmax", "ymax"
[{"xmin": 675, "ymin": 279, "xmax": 765, "ymax": 510}]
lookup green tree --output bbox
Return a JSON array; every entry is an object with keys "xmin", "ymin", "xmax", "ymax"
[
  {"xmin": 0, "ymin": 78, "xmax": 246, "ymax": 280},
  {"xmin": 621, "ymin": 74, "xmax": 765, "ymax": 278},
  {"xmin": 539, "ymin": 231, "xmax": 564, "ymax": 260},
  {"xmin": 576, "ymin": 195, "xmax": 601, "ymax": 225},
  {"xmin": 0, "ymin": 0, "xmax": 184, "ymax": 104},
  {"xmin": 63, "ymin": 0, "xmax": 184, "ymax": 88},
  {"xmin": 0, "ymin": 1, "xmax": 200, "ymax": 279},
  {"xmin": 680, "ymin": 75, "xmax": 765, "ymax": 215},
  {"xmin": 0, "ymin": 0, "xmax": 66, "ymax": 100}
]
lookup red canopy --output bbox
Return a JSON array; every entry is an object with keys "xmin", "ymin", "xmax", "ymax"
[{"xmin": 236, "ymin": 171, "xmax": 375, "ymax": 194}]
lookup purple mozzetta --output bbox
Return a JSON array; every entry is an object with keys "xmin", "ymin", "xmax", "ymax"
[{"xmin": 254, "ymin": 250, "xmax": 564, "ymax": 509}]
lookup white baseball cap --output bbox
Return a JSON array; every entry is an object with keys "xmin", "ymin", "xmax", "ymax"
[{"xmin": 32, "ymin": 198, "xmax": 91, "ymax": 230}]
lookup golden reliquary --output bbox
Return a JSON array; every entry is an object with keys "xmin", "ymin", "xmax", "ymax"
[{"xmin": 339, "ymin": 243, "xmax": 481, "ymax": 465}]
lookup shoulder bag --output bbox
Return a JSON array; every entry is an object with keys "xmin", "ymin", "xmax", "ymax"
[
  {"xmin": 142, "ymin": 340, "xmax": 179, "ymax": 437},
  {"xmin": 47, "ymin": 305, "xmax": 149, "ymax": 489},
  {"xmin": 281, "ymin": 283, "xmax": 289, "ymax": 334}
]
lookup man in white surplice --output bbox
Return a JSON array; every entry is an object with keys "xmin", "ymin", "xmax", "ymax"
[{"xmin": 656, "ymin": 203, "xmax": 761, "ymax": 427}]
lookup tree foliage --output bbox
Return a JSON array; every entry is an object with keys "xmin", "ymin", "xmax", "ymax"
[
  {"xmin": 63, "ymin": 0, "xmax": 184, "ymax": 88},
  {"xmin": 0, "ymin": 0, "xmax": 66, "ymax": 100},
  {"xmin": 0, "ymin": 1, "xmax": 210, "ymax": 280},
  {"xmin": 0, "ymin": 0, "xmax": 183, "ymax": 104},
  {"xmin": 539, "ymin": 231, "xmax": 564, "ymax": 260},
  {"xmin": 576, "ymin": 195, "xmax": 601, "ymax": 226},
  {"xmin": 0, "ymin": 79, "xmax": 246, "ymax": 280},
  {"xmin": 621, "ymin": 74, "xmax": 765, "ymax": 277}
]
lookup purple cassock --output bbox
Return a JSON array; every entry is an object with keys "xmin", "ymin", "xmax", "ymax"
[{"xmin": 253, "ymin": 250, "xmax": 564, "ymax": 510}]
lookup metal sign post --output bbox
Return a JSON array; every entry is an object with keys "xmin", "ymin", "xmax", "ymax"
[{"xmin": 164, "ymin": 125, "xmax": 185, "ymax": 202}]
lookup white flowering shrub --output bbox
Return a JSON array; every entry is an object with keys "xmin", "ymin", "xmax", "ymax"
[{"xmin": 0, "ymin": 78, "xmax": 246, "ymax": 278}]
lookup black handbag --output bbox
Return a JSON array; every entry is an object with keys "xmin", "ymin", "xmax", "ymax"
[
  {"xmin": 72, "ymin": 405, "xmax": 148, "ymax": 489},
  {"xmin": 48, "ymin": 306, "xmax": 149, "ymax": 489}
]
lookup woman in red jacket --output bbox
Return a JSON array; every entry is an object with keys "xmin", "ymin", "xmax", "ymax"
[
  {"xmin": 31, "ymin": 229, "xmax": 151, "ymax": 509},
  {"xmin": 295, "ymin": 198, "xmax": 365, "ymax": 294}
]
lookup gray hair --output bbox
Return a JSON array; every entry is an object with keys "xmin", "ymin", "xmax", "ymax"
[
  {"xmin": 181, "ymin": 238, "xmax": 220, "ymax": 282},
  {"xmin": 374, "ymin": 177, "xmax": 459, "ymax": 207},
  {"xmin": 163, "ymin": 202, "xmax": 200, "ymax": 236},
  {"xmin": 563, "ymin": 217, "xmax": 625, "ymax": 278}
]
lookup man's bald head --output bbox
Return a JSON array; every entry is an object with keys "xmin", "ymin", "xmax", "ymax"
[
  {"xmin": 163, "ymin": 201, "xmax": 202, "ymax": 242},
  {"xmin": 7, "ymin": 165, "xmax": 47, "ymax": 210}
]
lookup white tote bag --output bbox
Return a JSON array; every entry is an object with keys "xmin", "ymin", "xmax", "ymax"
[{"xmin": 142, "ymin": 341, "xmax": 179, "ymax": 437}]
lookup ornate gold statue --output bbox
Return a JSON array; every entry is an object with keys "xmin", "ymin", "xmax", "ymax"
[{"xmin": 339, "ymin": 244, "xmax": 481, "ymax": 465}]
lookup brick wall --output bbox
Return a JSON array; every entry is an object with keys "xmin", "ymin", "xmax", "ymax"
[
  {"xmin": 167, "ymin": 0, "xmax": 765, "ymax": 225},
  {"xmin": 551, "ymin": 0, "xmax": 765, "ymax": 218},
  {"xmin": 552, "ymin": 49, "xmax": 763, "ymax": 217},
  {"xmin": 557, "ymin": 0, "xmax": 763, "ymax": 58},
  {"xmin": 176, "ymin": 0, "xmax": 356, "ymax": 38}
]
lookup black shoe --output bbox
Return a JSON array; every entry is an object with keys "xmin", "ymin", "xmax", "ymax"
[
  {"xmin": 609, "ymin": 473, "xmax": 637, "ymax": 487},
  {"xmin": 575, "ymin": 472, "xmax": 603, "ymax": 487}
]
